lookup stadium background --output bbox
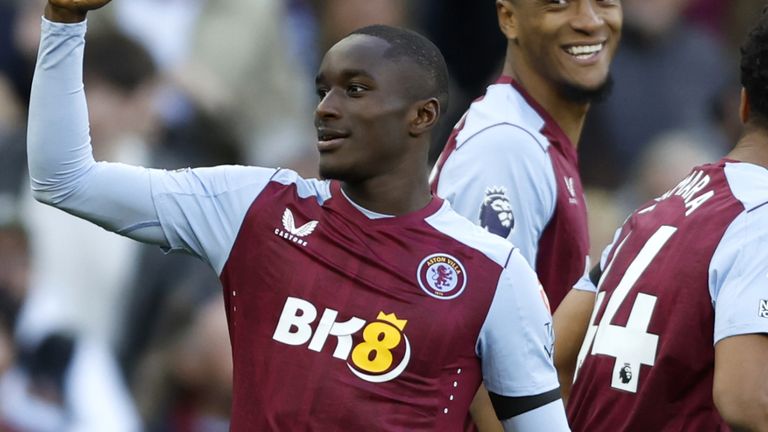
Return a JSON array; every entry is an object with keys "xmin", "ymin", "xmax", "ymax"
[{"xmin": 0, "ymin": 0, "xmax": 764, "ymax": 430}]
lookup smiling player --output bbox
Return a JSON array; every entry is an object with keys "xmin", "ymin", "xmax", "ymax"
[
  {"xmin": 430, "ymin": 0, "xmax": 622, "ymax": 426},
  {"xmin": 27, "ymin": 0, "xmax": 570, "ymax": 430}
]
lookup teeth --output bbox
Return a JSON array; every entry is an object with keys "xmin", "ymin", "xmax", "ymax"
[{"xmin": 566, "ymin": 44, "xmax": 603, "ymax": 57}]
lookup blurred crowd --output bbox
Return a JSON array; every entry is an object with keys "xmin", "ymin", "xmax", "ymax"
[{"xmin": 0, "ymin": 0, "xmax": 764, "ymax": 431}]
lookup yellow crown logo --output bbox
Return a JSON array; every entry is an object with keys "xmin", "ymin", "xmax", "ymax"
[{"xmin": 377, "ymin": 312, "xmax": 408, "ymax": 331}]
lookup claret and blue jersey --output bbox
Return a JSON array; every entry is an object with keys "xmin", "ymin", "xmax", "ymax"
[
  {"xmin": 431, "ymin": 77, "xmax": 590, "ymax": 311},
  {"xmin": 151, "ymin": 168, "xmax": 559, "ymax": 430},
  {"xmin": 568, "ymin": 160, "xmax": 768, "ymax": 431},
  {"xmin": 28, "ymin": 20, "xmax": 561, "ymax": 431}
]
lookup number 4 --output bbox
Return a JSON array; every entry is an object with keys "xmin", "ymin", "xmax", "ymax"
[{"xmin": 575, "ymin": 225, "xmax": 677, "ymax": 393}]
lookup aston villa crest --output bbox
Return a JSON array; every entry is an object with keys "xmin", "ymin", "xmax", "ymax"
[{"xmin": 416, "ymin": 253, "xmax": 467, "ymax": 300}]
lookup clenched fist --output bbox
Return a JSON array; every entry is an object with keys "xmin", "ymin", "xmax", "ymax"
[{"xmin": 45, "ymin": 0, "xmax": 112, "ymax": 23}]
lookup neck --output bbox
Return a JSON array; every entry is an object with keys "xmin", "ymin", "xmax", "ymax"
[
  {"xmin": 502, "ymin": 55, "xmax": 590, "ymax": 147},
  {"xmin": 341, "ymin": 156, "xmax": 432, "ymax": 216},
  {"xmin": 727, "ymin": 127, "xmax": 768, "ymax": 169}
]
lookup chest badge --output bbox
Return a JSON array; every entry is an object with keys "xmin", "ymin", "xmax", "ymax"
[{"xmin": 417, "ymin": 254, "xmax": 467, "ymax": 300}]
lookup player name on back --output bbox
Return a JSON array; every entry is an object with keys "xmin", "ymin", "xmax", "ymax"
[{"xmin": 649, "ymin": 169, "xmax": 715, "ymax": 217}]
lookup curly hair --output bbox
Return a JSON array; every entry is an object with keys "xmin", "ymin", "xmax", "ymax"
[{"xmin": 741, "ymin": 9, "xmax": 768, "ymax": 125}]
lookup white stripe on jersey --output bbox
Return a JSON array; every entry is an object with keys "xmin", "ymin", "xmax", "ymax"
[{"xmin": 425, "ymin": 202, "xmax": 514, "ymax": 268}]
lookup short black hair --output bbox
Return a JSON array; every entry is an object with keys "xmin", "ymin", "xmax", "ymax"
[
  {"xmin": 84, "ymin": 30, "xmax": 157, "ymax": 93},
  {"xmin": 349, "ymin": 25, "xmax": 450, "ymax": 112},
  {"xmin": 741, "ymin": 9, "xmax": 768, "ymax": 126}
]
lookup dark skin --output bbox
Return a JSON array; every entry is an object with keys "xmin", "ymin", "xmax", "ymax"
[
  {"xmin": 46, "ymin": 0, "xmax": 441, "ymax": 217},
  {"xmin": 497, "ymin": 0, "xmax": 622, "ymax": 146},
  {"xmin": 314, "ymin": 35, "xmax": 439, "ymax": 215},
  {"xmin": 470, "ymin": 1, "xmax": 622, "ymax": 428},
  {"xmin": 45, "ymin": 0, "xmax": 104, "ymax": 23}
]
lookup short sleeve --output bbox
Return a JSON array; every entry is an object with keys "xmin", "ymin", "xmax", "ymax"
[
  {"xmin": 477, "ymin": 249, "xmax": 560, "ymax": 396},
  {"xmin": 574, "ymin": 225, "xmax": 624, "ymax": 293},
  {"xmin": 572, "ymin": 271, "xmax": 597, "ymax": 293},
  {"xmin": 435, "ymin": 124, "xmax": 556, "ymax": 267},
  {"xmin": 711, "ymin": 204, "xmax": 768, "ymax": 344}
]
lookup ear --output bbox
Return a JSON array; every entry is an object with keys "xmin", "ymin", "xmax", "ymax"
[
  {"xmin": 739, "ymin": 87, "xmax": 750, "ymax": 125},
  {"xmin": 497, "ymin": 0, "xmax": 518, "ymax": 41},
  {"xmin": 409, "ymin": 98, "xmax": 440, "ymax": 137}
]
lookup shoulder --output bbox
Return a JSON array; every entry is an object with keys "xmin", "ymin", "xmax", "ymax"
[
  {"xmin": 440, "ymin": 123, "xmax": 553, "ymax": 185},
  {"xmin": 455, "ymin": 84, "xmax": 550, "ymax": 154},
  {"xmin": 717, "ymin": 201, "xmax": 768, "ymax": 253},
  {"xmin": 425, "ymin": 202, "xmax": 515, "ymax": 268},
  {"xmin": 269, "ymin": 169, "xmax": 332, "ymax": 202},
  {"xmin": 710, "ymin": 180, "xmax": 768, "ymax": 297},
  {"xmin": 724, "ymin": 161, "xmax": 768, "ymax": 212},
  {"xmin": 152, "ymin": 166, "xmax": 331, "ymax": 202}
]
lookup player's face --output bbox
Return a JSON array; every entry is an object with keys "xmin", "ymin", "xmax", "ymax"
[
  {"xmin": 502, "ymin": 0, "xmax": 622, "ymax": 101},
  {"xmin": 314, "ymin": 35, "xmax": 417, "ymax": 182}
]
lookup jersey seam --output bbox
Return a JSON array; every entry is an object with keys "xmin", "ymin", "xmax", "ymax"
[
  {"xmin": 153, "ymin": 168, "xmax": 280, "ymax": 199},
  {"xmin": 503, "ymin": 247, "xmax": 516, "ymax": 268},
  {"xmin": 117, "ymin": 221, "xmax": 161, "ymax": 235},
  {"xmin": 748, "ymin": 200, "xmax": 768, "ymax": 213},
  {"xmin": 457, "ymin": 123, "xmax": 549, "ymax": 154},
  {"xmin": 709, "ymin": 207, "xmax": 748, "ymax": 304}
]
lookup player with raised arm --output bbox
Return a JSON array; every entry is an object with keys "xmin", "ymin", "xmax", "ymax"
[
  {"xmin": 430, "ymin": 0, "xmax": 622, "ymax": 426},
  {"xmin": 28, "ymin": 1, "xmax": 570, "ymax": 430},
  {"xmin": 566, "ymin": 11, "xmax": 768, "ymax": 431}
]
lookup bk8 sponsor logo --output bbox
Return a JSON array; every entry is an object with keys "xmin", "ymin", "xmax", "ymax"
[{"xmin": 272, "ymin": 297, "xmax": 411, "ymax": 383}]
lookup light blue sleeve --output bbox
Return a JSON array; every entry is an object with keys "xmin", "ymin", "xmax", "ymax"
[
  {"xmin": 477, "ymin": 249, "xmax": 560, "ymax": 396},
  {"xmin": 572, "ymin": 271, "xmax": 598, "ymax": 293},
  {"xmin": 149, "ymin": 166, "xmax": 286, "ymax": 273},
  {"xmin": 711, "ymin": 204, "xmax": 768, "ymax": 344},
  {"xmin": 436, "ymin": 125, "xmax": 556, "ymax": 268},
  {"xmin": 27, "ymin": 18, "xmax": 278, "ymax": 275},
  {"xmin": 28, "ymin": 19, "xmax": 166, "ymax": 244}
]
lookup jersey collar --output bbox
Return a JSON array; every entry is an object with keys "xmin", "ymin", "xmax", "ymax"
[{"xmin": 326, "ymin": 181, "xmax": 445, "ymax": 226}]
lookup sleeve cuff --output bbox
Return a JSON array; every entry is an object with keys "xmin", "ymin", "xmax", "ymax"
[
  {"xmin": 714, "ymin": 323, "xmax": 768, "ymax": 345},
  {"xmin": 41, "ymin": 16, "xmax": 87, "ymax": 35}
]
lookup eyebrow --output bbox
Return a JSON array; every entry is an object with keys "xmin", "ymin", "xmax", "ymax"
[{"xmin": 315, "ymin": 69, "xmax": 376, "ymax": 85}]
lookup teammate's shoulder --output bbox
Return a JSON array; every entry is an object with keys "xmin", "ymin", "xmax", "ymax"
[
  {"xmin": 455, "ymin": 84, "xmax": 548, "ymax": 153},
  {"xmin": 723, "ymin": 161, "xmax": 768, "ymax": 212},
  {"xmin": 714, "ymin": 191, "xmax": 768, "ymax": 268},
  {"xmin": 426, "ymin": 202, "xmax": 515, "ymax": 268}
]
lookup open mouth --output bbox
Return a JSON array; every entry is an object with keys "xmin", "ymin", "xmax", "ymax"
[{"xmin": 564, "ymin": 43, "xmax": 604, "ymax": 61}]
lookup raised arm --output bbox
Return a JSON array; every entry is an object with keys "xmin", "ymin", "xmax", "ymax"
[
  {"xmin": 29, "ymin": 0, "xmax": 168, "ymax": 246},
  {"xmin": 28, "ymin": 0, "xmax": 282, "ymax": 273}
]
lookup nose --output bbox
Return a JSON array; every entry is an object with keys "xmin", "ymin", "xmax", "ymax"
[
  {"xmin": 571, "ymin": 0, "xmax": 604, "ymax": 33},
  {"xmin": 315, "ymin": 89, "xmax": 341, "ymax": 121}
]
